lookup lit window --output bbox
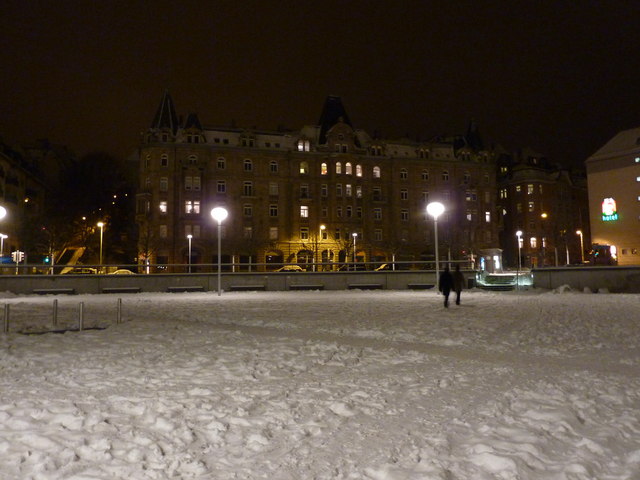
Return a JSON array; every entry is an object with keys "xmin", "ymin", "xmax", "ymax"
[
  {"xmin": 300, "ymin": 162, "xmax": 309, "ymax": 174},
  {"xmin": 530, "ymin": 237, "xmax": 537, "ymax": 248},
  {"xmin": 528, "ymin": 201, "xmax": 535, "ymax": 212},
  {"xmin": 321, "ymin": 163, "xmax": 328, "ymax": 175},
  {"xmin": 159, "ymin": 201, "xmax": 167, "ymax": 213},
  {"xmin": 485, "ymin": 211, "xmax": 491, "ymax": 222},
  {"xmin": 373, "ymin": 166, "xmax": 381, "ymax": 178},
  {"xmin": 269, "ymin": 227, "xmax": 278, "ymax": 240},
  {"xmin": 346, "ymin": 163, "xmax": 353, "ymax": 175},
  {"xmin": 516, "ymin": 185, "xmax": 522, "ymax": 192},
  {"xmin": 193, "ymin": 176, "xmax": 201, "ymax": 191},
  {"xmin": 466, "ymin": 212, "xmax": 472, "ymax": 221},
  {"xmin": 346, "ymin": 184, "xmax": 352, "ymax": 197},
  {"xmin": 185, "ymin": 200, "xmax": 200, "ymax": 214},
  {"xmin": 300, "ymin": 205, "xmax": 309, "ymax": 218},
  {"xmin": 356, "ymin": 164, "xmax": 362, "ymax": 177},
  {"xmin": 336, "ymin": 162, "xmax": 342, "ymax": 174},
  {"xmin": 185, "ymin": 176, "xmax": 192, "ymax": 190},
  {"xmin": 527, "ymin": 184, "xmax": 534, "ymax": 195},
  {"xmin": 356, "ymin": 186, "xmax": 362, "ymax": 198}
]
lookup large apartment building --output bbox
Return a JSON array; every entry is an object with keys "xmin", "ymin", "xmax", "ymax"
[
  {"xmin": 135, "ymin": 92, "xmax": 502, "ymax": 271},
  {"xmin": 497, "ymin": 148, "xmax": 589, "ymax": 268}
]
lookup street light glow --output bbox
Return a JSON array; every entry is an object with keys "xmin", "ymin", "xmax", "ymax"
[
  {"xmin": 0, "ymin": 206, "xmax": 6, "ymax": 221},
  {"xmin": 426, "ymin": 201, "xmax": 445, "ymax": 220},
  {"xmin": 211, "ymin": 207, "xmax": 228, "ymax": 224},
  {"xmin": 211, "ymin": 207, "xmax": 228, "ymax": 296},
  {"xmin": 427, "ymin": 202, "xmax": 445, "ymax": 291}
]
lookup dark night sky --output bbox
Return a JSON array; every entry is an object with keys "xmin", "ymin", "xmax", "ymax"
[{"xmin": 2, "ymin": 1, "xmax": 640, "ymax": 168}]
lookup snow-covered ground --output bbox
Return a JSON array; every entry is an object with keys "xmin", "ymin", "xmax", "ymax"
[{"xmin": 1, "ymin": 287, "xmax": 639, "ymax": 479}]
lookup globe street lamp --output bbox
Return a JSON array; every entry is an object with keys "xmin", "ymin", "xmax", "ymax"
[
  {"xmin": 516, "ymin": 230, "xmax": 523, "ymax": 289},
  {"xmin": 352, "ymin": 232, "xmax": 358, "ymax": 269},
  {"xmin": 187, "ymin": 234, "xmax": 193, "ymax": 273},
  {"xmin": 426, "ymin": 202, "xmax": 445, "ymax": 291},
  {"xmin": 211, "ymin": 207, "xmax": 228, "ymax": 296},
  {"xmin": 576, "ymin": 230, "xmax": 584, "ymax": 264},
  {"xmin": 97, "ymin": 222, "xmax": 104, "ymax": 272},
  {"xmin": 316, "ymin": 224, "xmax": 326, "ymax": 272}
]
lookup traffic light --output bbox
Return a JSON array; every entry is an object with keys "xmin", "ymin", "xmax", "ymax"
[{"xmin": 11, "ymin": 251, "xmax": 24, "ymax": 262}]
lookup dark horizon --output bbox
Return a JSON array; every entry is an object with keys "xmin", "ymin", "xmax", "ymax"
[{"xmin": 2, "ymin": 2, "xmax": 640, "ymax": 167}]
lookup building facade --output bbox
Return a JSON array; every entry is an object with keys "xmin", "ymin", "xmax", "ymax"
[
  {"xmin": 586, "ymin": 127, "xmax": 640, "ymax": 265},
  {"xmin": 136, "ymin": 93, "xmax": 501, "ymax": 271},
  {"xmin": 497, "ymin": 148, "xmax": 589, "ymax": 268}
]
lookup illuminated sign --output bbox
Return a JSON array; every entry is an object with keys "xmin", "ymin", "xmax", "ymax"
[{"xmin": 602, "ymin": 197, "xmax": 618, "ymax": 221}]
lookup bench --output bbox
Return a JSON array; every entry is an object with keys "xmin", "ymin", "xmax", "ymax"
[
  {"xmin": 289, "ymin": 284, "xmax": 324, "ymax": 291},
  {"xmin": 167, "ymin": 286, "xmax": 205, "ymax": 293},
  {"xmin": 32, "ymin": 288, "xmax": 76, "ymax": 295},
  {"xmin": 101, "ymin": 287, "xmax": 141, "ymax": 294},
  {"xmin": 229, "ymin": 284, "xmax": 266, "ymax": 291},
  {"xmin": 348, "ymin": 283, "xmax": 384, "ymax": 290},
  {"xmin": 407, "ymin": 283, "xmax": 435, "ymax": 290}
]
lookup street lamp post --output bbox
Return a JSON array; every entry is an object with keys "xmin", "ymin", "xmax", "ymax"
[
  {"xmin": 352, "ymin": 232, "xmax": 357, "ymax": 270},
  {"xmin": 427, "ymin": 202, "xmax": 445, "ymax": 291},
  {"xmin": 317, "ymin": 224, "xmax": 326, "ymax": 272},
  {"xmin": 0, "ymin": 234, "xmax": 7, "ymax": 257},
  {"xmin": 211, "ymin": 207, "xmax": 228, "ymax": 296},
  {"xmin": 576, "ymin": 230, "xmax": 584, "ymax": 264},
  {"xmin": 97, "ymin": 222, "xmax": 104, "ymax": 272},
  {"xmin": 187, "ymin": 234, "xmax": 193, "ymax": 273},
  {"xmin": 516, "ymin": 230, "xmax": 523, "ymax": 289}
]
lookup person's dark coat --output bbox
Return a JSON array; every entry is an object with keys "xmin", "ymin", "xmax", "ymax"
[
  {"xmin": 453, "ymin": 266, "xmax": 465, "ymax": 293},
  {"xmin": 439, "ymin": 267, "xmax": 454, "ymax": 294}
]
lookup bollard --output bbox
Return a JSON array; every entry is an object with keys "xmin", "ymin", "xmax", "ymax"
[
  {"xmin": 78, "ymin": 302, "xmax": 84, "ymax": 331},
  {"xmin": 3, "ymin": 304, "xmax": 8, "ymax": 333},
  {"xmin": 116, "ymin": 298, "xmax": 122, "ymax": 324},
  {"xmin": 52, "ymin": 299, "xmax": 58, "ymax": 327}
]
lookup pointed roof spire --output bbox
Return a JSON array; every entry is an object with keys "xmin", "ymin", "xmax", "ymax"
[
  {"xmin": 151, "ymin": 90, "xmax": 179, "ymax": 134},
  {"xmin": 466, "ymin": 119, "xmax": 484, "ymax": 150},
  {"xmin": 318, "ymin": 96, "xmax": 353, "ymax": 145},
  {"xmin": 184, "ymin": 113, "xmax": 202, "ymax": 130}
]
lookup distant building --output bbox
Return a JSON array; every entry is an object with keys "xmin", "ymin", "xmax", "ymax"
[
  {"xmin": 586, "ymin": 127, "xmax": 640, "ymax": 265},
  {"xmin": 497, "ymin": 147, "xmax": 589, "ymax": 268},
  {"xmin": 135, "ymin": 92, "xmax": 501, "ymax": 271}
]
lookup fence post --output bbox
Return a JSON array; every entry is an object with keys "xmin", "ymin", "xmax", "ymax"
[
  {"xmin": 3, "ymin": 304, "xmax": 8, "ymax": 333},
  {"xmin": 78, "ymin": 302, "xmax": 84, "ymax": 331},
  {"xmin": 116, "ymin": 297, "xmax": 122, "ymax": 324},
  {"xmin": 52, "ymin": 299, "xmax": 58, "ymax": 327}
]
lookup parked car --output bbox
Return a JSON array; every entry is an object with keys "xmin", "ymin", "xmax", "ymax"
[
  {"xmin": 110, "ymin": 269, "xmax": 135, "ymax": 275},
  {"xmin": 275, "ymin": 265, "xmax": 305, "ymax": 272},
  {"xmin": 63, "ymin": 267, "xmax": 97, "ymax": 275}
]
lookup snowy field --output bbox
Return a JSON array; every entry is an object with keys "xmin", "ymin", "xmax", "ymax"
[{"xmin": 0, "ymin": 287, "xmax": 639, "ymax": 479}]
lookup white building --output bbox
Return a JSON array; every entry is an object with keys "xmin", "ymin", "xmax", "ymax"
[{"xmin": 586, "ymin": 127, "xmax": 640, "ymax": 265}]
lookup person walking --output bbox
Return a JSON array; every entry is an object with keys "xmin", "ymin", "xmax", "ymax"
[
  {"xmin": 439, "ymin": 266, "xmax": 454, "ymax": 308},
  {"xmin": 453, "ymin": 264, "xmax": 465, "ymax": 305}
]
